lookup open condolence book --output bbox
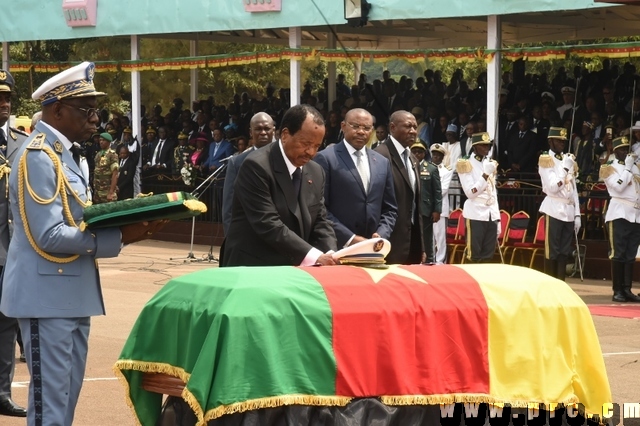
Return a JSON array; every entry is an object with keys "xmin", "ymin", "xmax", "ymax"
[{"xmin": 83, "ymin": 192, "xmax": 207, "ymax": 229}]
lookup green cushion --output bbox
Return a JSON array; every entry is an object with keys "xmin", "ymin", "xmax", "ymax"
[{"xmin": 83, "ymin": 191, "xmax": 207, "ymax": 229}]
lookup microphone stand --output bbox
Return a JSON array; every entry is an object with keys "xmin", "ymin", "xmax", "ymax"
[{"xmin": 170, "ymin": 162, "xmax": 228, "ymax": 263}]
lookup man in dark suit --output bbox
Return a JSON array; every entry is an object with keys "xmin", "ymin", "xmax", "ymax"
[
  {"xmin": 507, "ymin": 117, "xmax": 539, "ymax": 174},
  {"xmin": 375, "ymin": 110, "xmax": 424, "ymax": 264},
  {"xmin": 117, "ymin": 145, "xmax": 136, "ymax": 200},
  {"xmin": 313, "ymin": 108, "xmax": 397, "ymax": 248},
  {"xmin": 144, "ymin": 126, "xmax": 174, "ymax": 173},
  {"xmin": 0, "ymin": 69, "xmax": 27, "ymax": 417},
  {"xmin": 222, "ymin": 105, "xmax": 337, "ymax": 267},
  {"xmin": 221, "ymin": 112, "xmax": 275, "ymax": 235}
]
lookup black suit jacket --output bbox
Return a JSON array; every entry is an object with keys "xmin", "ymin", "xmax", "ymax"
[
  {"xmin": 150, "ymin": 138, "xmax": 175, "ymax": 171},
  {"xmin": 222, "ymin": 142, "xmax": 337, "ymax": 266},
  {"xmin": 117, "ymin": 156, "xmax": 136, "ymax": 200},
  {"xmin": 507, "ymin": 130, "xmax": 538, "ymax": 173},
  {"xmin": 375, "ymin": 138, "xmax": 424, "ymax": 264}
]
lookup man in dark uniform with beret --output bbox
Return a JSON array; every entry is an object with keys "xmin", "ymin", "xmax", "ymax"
[{"xmin": 0, "ymin": 69, "xmax": 28, "ymax": 417}]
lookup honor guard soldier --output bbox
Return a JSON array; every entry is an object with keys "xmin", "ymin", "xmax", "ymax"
[
  {"xmin": 0, "ymin": 62, "xmax": 164, "ymax": 425},
  {"xmin": 457, "ymin": 132, "xmax": 500, "ymax": 263},
  {"xmin": 414, "ymin": 142, "xmax": 442, "ymax": 264},
  {"xmin": 0, "ymin": 69, "xmax": 28, "ymax": 417},
  {"xmin": 538, "ymin": 126, "xmax": 581, "ymax": 281},
  {"xmin": 600, "ymin": 136, "xmax": 640, "ymax": 302},
  {"xmin": 431, "ymin": 144, "xmax": 453, "ymax": 264}
]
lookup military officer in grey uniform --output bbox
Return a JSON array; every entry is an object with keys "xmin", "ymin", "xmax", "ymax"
[
  {"xmin": 0, "ymin": 69, "xmax": 28, "ymax": 417},
  {"xmin": 538, "ymin": 126, "xmax": 581, "ymax": 281},
  {"xmin": 457, "ymin": 132, "xmax": 500, "ymax": 263},
  {"xmin": 600, "ymin": 136, "xmax": 640, "ymax": 302},
  {"xmin": 0, "ymin": 62, "xmax": 165, "ymax": 426}
]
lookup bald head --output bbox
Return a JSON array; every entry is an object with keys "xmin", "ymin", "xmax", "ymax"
[
  {"xmin": 389, "ymin": 110, "xmax": 418, "ymax": 148},
  {"xmin": 249, "ymin": 112, "xmax": 275, "ymax": 148}
]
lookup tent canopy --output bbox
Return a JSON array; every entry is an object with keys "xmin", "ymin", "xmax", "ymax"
[{"xmin": 2, "ymin": 0, "xmax": 638, "ymax": 50}]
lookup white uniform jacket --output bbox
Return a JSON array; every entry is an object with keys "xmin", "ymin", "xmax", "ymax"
[
  {"xmin": 457, "ymin": 155, "xmax": 500, "ymax": 221},
  {"xmin": 601, "ymin": 160, "xmax": 640, "ymax": 224},
  {"xmin": 437, "ymin": 163, "xmax": 453, "ymax": 218},
  {"xmin": 538, "ymin": 150, "xmax": 580, "ymax": 222}
]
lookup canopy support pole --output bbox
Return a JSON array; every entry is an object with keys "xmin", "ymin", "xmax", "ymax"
[
  {"xmin": 486, "ymin": 15, "xmax": 502, "ymax": 146},
  {"xmin": 289, "ymin": 27, "xmax": 301, "ymax": 107},
  {"xmin": 328, "ymin": 28, "xmax": 337, "ymax": 109},
  {"xmin": 131, "ymin": 35, "xmax": 142, "ymax": 197},
  {"xmin": 190, "ymin": 38, "xmax": 198, "ymax": 108},
  {"xmin": 2, "ymin": 42, "xmax": 8, "ymax": 71}
]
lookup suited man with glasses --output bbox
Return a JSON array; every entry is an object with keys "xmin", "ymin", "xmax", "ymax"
[{"xmin": 313, "ymin": 108, "xmax": 398, "ymax": 248}]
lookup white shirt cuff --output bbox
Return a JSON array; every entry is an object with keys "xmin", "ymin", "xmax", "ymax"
[
  {"xmin": 300, "ymin": 247, "xmax": 324, "ymax": 266},
  {"xmin": 344, "ymin": 234, "xmax": 356, "ymax": 248}
]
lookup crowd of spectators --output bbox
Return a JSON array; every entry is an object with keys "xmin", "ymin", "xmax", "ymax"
[{"xmin": 81, "ymin": 59, "xmax": 640, "ymax": 216}]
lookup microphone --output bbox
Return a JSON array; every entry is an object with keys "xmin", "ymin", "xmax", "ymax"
[{"xmin": 219, "ymin": 155, "xmax": 234, "ymax": 163}]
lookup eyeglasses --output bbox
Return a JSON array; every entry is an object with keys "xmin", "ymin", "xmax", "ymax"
[
  {"xmin": 346, "ymin": 122, "xmax": 373, "ymax": 132},
  {"xmin": 60, "ymin": 102, "xmax": 98, "ymax": 118}
]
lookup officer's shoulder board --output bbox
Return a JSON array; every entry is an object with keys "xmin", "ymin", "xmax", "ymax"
[
  {"xmin": 456, "ymin": 158, "xmax": 472, "ymax": 174},
  {"xmin": 26, "ymin": 133, "xmax": 46, "ymax": 150},
  {"xmin": 538, "ymin": 153, "xmax": 554, "ymax": 169},
  {"xmin": 9, "ymin": 127, "xmax": 28, "ymax": 139},
  {"xmin": 599, "ymin": 163, "xmax": 615, "ymax": 180}
]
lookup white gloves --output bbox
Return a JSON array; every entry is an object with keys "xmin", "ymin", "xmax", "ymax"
[
  {"xmin": 483, "ymin": 160, "xmax": 496, "ymax": 176},
  {"xmin": 624, "ymin": 154, "xmax": 635, "ymax": 171},
  {"xmin": 574, "ymin": 216, "xmax": 581, "ymax": 234},
  {"xmin": 496, "ymin": 221, "xmax": 502, "ymax": 238},
  {"xmin": 562, "ymin": 155, "xmax": 575, "ymax": 171}
]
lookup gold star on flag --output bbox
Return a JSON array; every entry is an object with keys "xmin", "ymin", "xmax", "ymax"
[{"xmin": 358, "ymin": 264, "xmax": 428, "ymax": 284}]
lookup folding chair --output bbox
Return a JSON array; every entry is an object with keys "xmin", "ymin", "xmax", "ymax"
[
  {"xmin": 447, "ymin": 209, "xmax": 466, "ymax": 264},
  {"xmin": 500, "ymin": 210, "xmax": 530, "ymax": 260},
  {"xmin": 509, "ymin": 215, "xmax": 545, "ymax": 268},
  {"xmin": 495, "ymin": 210, "xmax": 511, "ymax": 262}
]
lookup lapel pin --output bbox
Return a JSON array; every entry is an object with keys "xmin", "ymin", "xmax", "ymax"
[{"xmin": 308, "ymin": 180, "xmax": 312, "ymax": 184}]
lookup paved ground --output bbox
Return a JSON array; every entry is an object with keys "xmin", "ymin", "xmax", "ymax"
[{"xmin": 4, "ymin": 240, "xmax": 640, "ymax": 425}]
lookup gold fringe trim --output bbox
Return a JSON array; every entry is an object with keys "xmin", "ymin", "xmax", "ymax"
[
  {"xmin": 599, "ymin": 164, "xmax": 615, "ymax": 180},
  {"xmin": 538, "ymin": 154, "xmax": 554, "ymax": 169},
  {"xmin": 136, "ymin": 192, "xmax": 154, "ymax": 198},
  {"xmin": 112, "ymin": 362, "xmax": 604, "ymax": 426},
  {"xmin": 113, "ymin": 360, "xmax": 192, "ymax": 426},
  {"xmin": 183, "ymin": 199, "xmax": 208, "ymax": 213},
  {"xmin": 456, "ymin": 159, "xmax": 472, "ymax": 174},
  {"xmin": 203, "ymin": 395, "xmax": 353, "ymax": 424}
]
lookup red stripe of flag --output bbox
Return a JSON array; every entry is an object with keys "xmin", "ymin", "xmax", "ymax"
[{"xmin": 305, "ymin": 265, "xmax": 489, "ymax": 397}]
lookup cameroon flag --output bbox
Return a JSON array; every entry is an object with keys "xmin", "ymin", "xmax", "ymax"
[{"xmin": 114, "ymin": 264, "xmax": 611, "ymax": 426}]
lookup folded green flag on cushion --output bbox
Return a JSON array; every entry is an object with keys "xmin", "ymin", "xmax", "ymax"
[{"xmin": 83, "ymin": 191, "xmax": 207, "ymax": 229}]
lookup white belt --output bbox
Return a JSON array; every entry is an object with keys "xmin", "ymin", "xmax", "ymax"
[
  {"xmin": 472, "ymin": 195, "xmax": 496, "ymax": 206},
  {"xmin": 611, "ymin": 197, "xmax": 640, "ymax": 209},
  {"xmin": 547, "ymin": 196, "xmax": 574, "ymax": 206}
]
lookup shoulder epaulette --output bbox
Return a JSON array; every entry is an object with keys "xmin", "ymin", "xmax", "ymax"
[
  {"xmin": 606, "ymin": 160, "xmax": 614, "ymax": 165},
  {"xmin": 9, "ymin": 127, "xmax": 28, "ymax": 139},
  {"xmin": 456, "ymin": 158, "xmax": 472, "ymax": 174},
  {"xmin": 599, "ymin": 163, "xmax": 615, "ymax": 180},
  {"xmin": 538, "ymin": 154, "xmax": 554, "ymax": 169},
  {"xmin": 26, "ymin": 133, "xmax": 46, "ymax": 150},
  {"xmin": 444, "ymin": 165, "xmax": 452, "ymax": 171}
]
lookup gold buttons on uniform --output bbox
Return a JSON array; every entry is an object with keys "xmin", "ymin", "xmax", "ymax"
[
  {"xmin": 86, "ymin": 249, "xmax": 93, "ymax": 253},
  {"xmin": 58, "ymin": 268, "xmax": 63, "ymax": 274}
]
